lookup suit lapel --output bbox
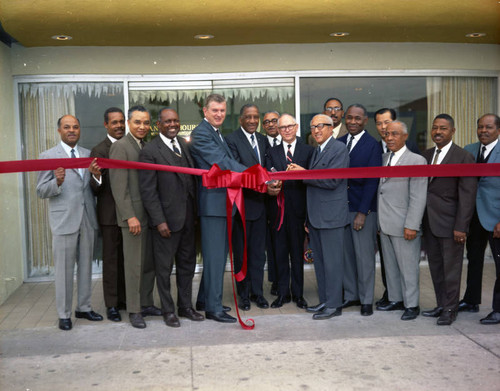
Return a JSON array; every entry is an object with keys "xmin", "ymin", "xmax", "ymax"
[
  {"xmin": 178, "ymin": 138, "xmax": 194, "ymax": 167},
  {"xmin": 440, "ymin": 143, "xmax": 456, "ymax": 165},
  {"xmin": 156, "ymin": 137, "xmax": 178, "ymax": 166},
  {"xmin": 237, "ymin": 128, "xmax": 260, "ymax": 165}
]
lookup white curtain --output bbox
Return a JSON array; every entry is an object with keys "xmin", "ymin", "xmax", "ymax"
[{"xmin": 426, "ymin": 77, "xmax": 496, "ymax": 148}]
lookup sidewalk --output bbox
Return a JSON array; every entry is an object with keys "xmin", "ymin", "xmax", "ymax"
[{"xmin": 0, "ymin": 263, "xmax": 499, "ymax": 390}]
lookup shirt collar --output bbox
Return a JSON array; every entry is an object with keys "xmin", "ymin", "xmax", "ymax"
[
  {"xmin": 60, "ymin": 141, "xmax": 78, "ymax": 157},
  {"xmin": 107, "ymin": 134, "xmax": 118, "ymax": 143},
  {"xmin": 319, "ymin": 136, "xmax": 333, "ymax": 152}
]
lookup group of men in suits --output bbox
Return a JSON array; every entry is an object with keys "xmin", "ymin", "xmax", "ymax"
[{"xmin": 37, "ymin": 95, "xmax": 500, "ymax": 330}]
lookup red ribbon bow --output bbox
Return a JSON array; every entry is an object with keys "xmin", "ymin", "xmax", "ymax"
[{"xmin": 202, "ymin": 164, "xmax": 270, "ymax": 330}]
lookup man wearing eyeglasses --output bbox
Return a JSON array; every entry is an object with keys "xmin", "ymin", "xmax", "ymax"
[
  {"xmin": 265, "ymin": 114, "xmax": 314, "ymax": 309},
  {"xmin": 288, "ymin": 114, "xmax": 349, "ymax": 319},
  {"xmin": 323, "ymin": 97, "xmax": 348, "ymax": 139},
  {"xmin": 262, "ymin": 111, "xmax": 281, "ymax": 296}
]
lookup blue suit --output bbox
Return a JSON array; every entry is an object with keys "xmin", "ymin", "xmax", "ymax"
[
  {"xmin": 338, "ymin": 131, "xmax": 382, "ymax": 305},
  {"xmin": 189, "ymin": 119, "xmax": 246, "ymax": 312},
  {"xmin": 463, "ymin": 141, "xmax": 500, "ymax": 312},
  {"xmin": 304, "ymin": 137, "xmax": 349, "ymax": 308}
]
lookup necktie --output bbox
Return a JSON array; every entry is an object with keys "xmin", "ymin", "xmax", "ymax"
[
  {"xmin": 140, "ymin": 139, "xmax": 145, "ymax": 149},
  {"xmin": 387, "ymin": 152, "xmax": 395, "ymax": 166},
  {"xmin": 286, "ymin": 144, "xmax": 293, "ymax": 163},
  {"xmin": 430, "ymin": 148, "xmax": 441, "ymax": 182},
  {"xmin": 431, "ymin": 148, "xmax": 441, "ymax": 165},
  {"xmin": 251, "ymin": 134, "xmax": 259, "ymax": 162},
  {"xmin": 346, "ymin": 135, "xmax": 355, "ymax": 153},
  {"xmin": 478, "ymin": 145, "xmax": 486, "ymax": 163},
  {"xmin": 171, "ymin": 139, "xmax": 181, "ymax": 156},
  {"xmin": 273, "ymin": 138, "xmax": 277, "ymax": 147},
  {"xmin": 71, "ymin": 148, "xmax": 83, "ymax": 178},
  {"xmin": 216, "ymin": 129, "xmax": 223, "ymax": 141}
]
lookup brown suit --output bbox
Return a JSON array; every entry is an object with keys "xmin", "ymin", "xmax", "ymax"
[
  {"xmin": 90, "ymin": 137, "xmax": 126, "ymax": 308},
  {"xmin": 109, "ymin": 133, "xmax": 155, "ymax": 313},
  {"xmin": 422, "ymin": 143, "xmax": 477, "ymax": 311}
]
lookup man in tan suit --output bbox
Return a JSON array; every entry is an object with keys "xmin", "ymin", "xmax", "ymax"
[{"xmin": 109, "ymin": 105, "xmax": 161, "ymax": 328}]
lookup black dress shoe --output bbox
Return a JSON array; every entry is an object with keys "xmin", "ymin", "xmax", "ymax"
[
  {"xmin": 58, "ymin": 318, "xmax": 72, "ymax": 331},
  {"xmin": 361, "ymin": 304, "xmax": 373, "ymax": 316},
  {"xmin": 106, "ymin": 307, "xmax": 122, "ymax": 322},
  {"xmin": 480, "ymin": 311, "xmax": 500, "ymax": 325},
  {"xmin": 270, "ymin": 282, "xmax": 279, "ymax": 296},
  {"xmin": 163, "ymin": 312, "xmax": 181, "ymax": 328},
  {"xmin": 457, "ymin": 300, "xmax": 479, "ymax": 313},
  {"xmin": 437, "ymin": 309, "xmax": 456, "ymax": 325},
  {"xmin": 129, "ymin": 313, "xmax": 146, "ymax": 329},
  {"xmin": 293, "ymin": 296, "xmax": 308, "ymax": 309},
  {"xmin": 312, "ymin": 307, "xmax": 342, "ymax": 320},
  {"xmin": 238, "ymin": 298, "xmax": 251, "ymax": 311},
  {"xmin": 422, "ymin": 306, "xmax": 443, "ymax": 317},
  {"xmin": 376, "ymin": 301, "xmax": 404, "ymax": 311},
  {"xmin": 401, "ymin": 306, "xmax": 420, "ymax": 321},
  {"xmin": 178, "ymin": 307, "xmax": 204, "ymax": 321},
  {"xmin": 271, "ymin": 295, "xmax": 291, "ymax": 308},
  {"xmin": 307, "ymin": 303, "xmax": 326, "ymax": 313},
  {"xmin": 205, "ymin": 311, "xmax": 237, "ymax": 323},
  {"xmin": 250, "ymin": 295, "xmax": 269, "ymax": 309},
  {"xmin": 141, "ymin": 305, "xmax": 162, "ymax": 317},
  {"xmin": 75, "ymin": 310, "xmax": 104, "ymax": 321},
  {"xmin": 375, "ymin": 291, "xmax": 389, "ymax": 307},
  {"xmin": 342, "ymin": 299, "xmax": 361, "ymax": 308},
  {"xmin": 195, "ymin": 301, "xmax": 231, "ymax": 312}
]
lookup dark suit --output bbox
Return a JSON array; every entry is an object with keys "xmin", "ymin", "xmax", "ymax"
[
  {"xmin": 109, "ymin": 133, "xmax": 155, "ymax": 314},
  {"xmin": 37, "ymin": 143, "xmax": 98, "ymax": 319},
  {"xmin": 463, "ymin": 141, "xmax": 500, "ymax": 311},
  {"xmin": 266, "ymin": 140, "xmax": 314, "ymax": 298},
  {"xmin": 90, "ymin": 137, "xmax": 126, "ymax": 309},
  {"xmin": 189, "ymin": 119, "xmax": 247, "ymax": 313},
  {"xmin": 139, "ymin": 135, "xmax": 197, "ymax": 313},
  {"xmin": 304, "ymin": 137, "xmax": 350, "ymax": 308},
  {"xmin": 422, "ymin": 143, "xmax": 477, "ymax": 312},
  {"xmin": 338, "ymin": 131, "xmax": 382, "ymax": 305},
  {"xmin": 265, "ymin": 136, "xmax": 280, "ymax": 284},
  {"xmin": 226, "ymin": 128, "xmax": 268, "ymax": 299}
]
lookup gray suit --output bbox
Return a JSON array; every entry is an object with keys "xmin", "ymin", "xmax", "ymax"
[
  {"xmin": 36, "ymin": 143, "xmax": 98, "ymax": 319},
  {"xmin": 109, "ymin": 133, "xmax": 155, "ymax": 313},
  {"xmin": 304, "ymin": 137, "xmax": 350, "ymax": 309},
  {"xmin": 377, "ymin": 148, "xmax": 427, "ymax": 307}
]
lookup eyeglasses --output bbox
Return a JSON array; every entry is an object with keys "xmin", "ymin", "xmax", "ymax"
[
  {"xmin": 278, "ymin": 124, "xmax": 297, "ymax": 132},
  {"xmin": 325, "ymin": 106, "xmax": 343, "ymax": 112},
  {"xmin": 310, "ymin": 123, "xmax": 332, "ymax": 131},
  {"xmin": 263, "ymin": 118, "xmax": 278, "ymax": 125}
]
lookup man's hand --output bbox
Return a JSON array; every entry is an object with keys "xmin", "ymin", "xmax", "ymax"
[
  {"xmin": 267, "ymin": 180, "xmax": 282, "ymax": 196},
  {"xmin": 453, "ymin": 230, "xmax": 467, "ymax": 244},
  {"xmin": 127, "ymin": 217, "xmax": 141, "ymax": 236},
  {"xmin": 493, "ymin": 222, "xmax": 500, "ymax": 239},
  {"xmin": 54, "ymin": 167, "xmax": 65, "ymax": 186},
  {"xmin": 353, "ymin": 212, "xmax": 366, "ymax": 231},
  {"xmin": 404, "ymin": 228, "xmax": 417, "ymax": 241},
  {"xmin": 157, "ymin": 222, "xmax": 171, "ymax": 238},
  {"xmin": 287, "ymin": 163, "xmax": 305, "ymax": 171},
  {"xmin": 88, "ymin": 158, "xmax": 101, "ymax": 180}
]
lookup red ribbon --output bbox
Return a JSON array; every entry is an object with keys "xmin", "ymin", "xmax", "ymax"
[
  {"xmin": 2, "ymin": 157, "xmax": 500, "ymax": 330},
  {"xmin": 203, "ymin": 164, "xmax": 270, "ymax": 330}
]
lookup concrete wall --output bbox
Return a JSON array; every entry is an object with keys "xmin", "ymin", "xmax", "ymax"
[
  {"xmin": 0, "ymin": 42, "xmax": 24, "ymax": 304},
  {"xmin": 10, "ymin": 43, "xmax": 500, "ymax": 75}
]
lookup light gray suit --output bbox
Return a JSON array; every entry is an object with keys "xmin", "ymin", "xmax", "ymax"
[
  {"xmin": 36, "ymin": 143, "xmax": 98, "ymax": 319},
  {"xmin": 109, "ymin": 133, "xmax": 155, "ymax": 313},
  {"xmin": 304, "ymin": 137, "xmax": 350, "ymax": 309},
  {"xmin": 377, "ymin": 148, "xmax": 427, "ymax": 307}
]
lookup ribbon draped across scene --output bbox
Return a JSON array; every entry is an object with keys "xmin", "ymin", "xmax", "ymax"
[{"xmin": 1, "ymin": 157, "xmax": 500, "ymax": 329}]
